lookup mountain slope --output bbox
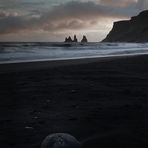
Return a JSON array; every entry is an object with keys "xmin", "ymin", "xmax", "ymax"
[{"xmin": 102, "ymin": 10, "xmax": 148, "ymax": 42}]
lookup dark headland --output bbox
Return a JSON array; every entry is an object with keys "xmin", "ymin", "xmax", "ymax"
[{"xmin": 102, "ymin": 10, "xmax": 148, "ymax": 42}]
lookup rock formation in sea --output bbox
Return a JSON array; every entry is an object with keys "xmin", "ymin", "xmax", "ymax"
[
  {"xmin": 81, "ymin": 35, "xmax": 88, "ymax": 43},
  {"xmin": 64, "ymin": 37, "xmax": 68, "ymax": 42},
  {"xmin": 65, "ymin": 36, "xmax": 73, "ymax": 42},
  {"xmin": 65, "ymin": 35, "xmax": 78, "ymax": 42},
  {"xmin": 102, "ymin": 10, "xmax": 148, "ymax": 42},
  {"xmin": 73, "ymin": 35, "xmax": 78, "ymax": 42}
]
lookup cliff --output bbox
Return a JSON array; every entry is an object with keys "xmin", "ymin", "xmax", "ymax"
[{"xmin": 102, "ymin": 10, "xmax": 148, "ymax": 42}]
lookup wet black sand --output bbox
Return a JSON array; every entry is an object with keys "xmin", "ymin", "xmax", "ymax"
[{"xmin": 0, "ymin": 55, "xmax": 148, "ymax": 148}]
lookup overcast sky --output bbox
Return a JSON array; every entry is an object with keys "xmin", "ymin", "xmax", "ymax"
[{"xmin": 0, "ymin": 0, "xmax": 147, "ymax": 42}]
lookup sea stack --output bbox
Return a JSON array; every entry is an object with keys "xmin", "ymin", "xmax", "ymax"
[
  {"xmin": 65, "ymin": 36, "xmax": 73, "ymax": 42},
  {"xmin": 81, "ymin": 35, "xmax": 88, "ymax": 43},
  {"xmin": 64, "ymin": 35, "xmax": 78, "ymax": 43},
  {"xmin": 73, "ymin": 35, "xmax": 78, "ymax": 42},
  {"xmin": 64, "ymin": 37, "xmax": 68, "ymax": 42},
  {"xmin": 102, "ymin": 10, "xmax": 148, "ymax": 42}
]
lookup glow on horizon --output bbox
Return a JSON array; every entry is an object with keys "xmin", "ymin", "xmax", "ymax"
[{"xmin": 0, "ymin": 0, "xmax": 147, "ymax": 42}]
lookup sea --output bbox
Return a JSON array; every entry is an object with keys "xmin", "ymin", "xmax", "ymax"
[{"xmin": 0, "ymin": 42, "xmax": 148, "ymax": 64}]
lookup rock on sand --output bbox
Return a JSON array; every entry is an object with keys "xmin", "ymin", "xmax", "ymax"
[{"xmin": 41, "ymin": 133, "xmax": 81, "ymax": 148}]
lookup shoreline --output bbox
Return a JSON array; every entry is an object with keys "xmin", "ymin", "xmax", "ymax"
[
  {"xmin": 1, "ymin": 53, "xmax": 148, "ymax": 147},
  {"xmin": 1, "ymin": 53, "xmax": 148, "ymax": 73}
]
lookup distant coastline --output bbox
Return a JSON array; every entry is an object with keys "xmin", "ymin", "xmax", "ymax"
[{"xmin": 1, "ymin": 53, "xmax": 148, "ymax": 74}]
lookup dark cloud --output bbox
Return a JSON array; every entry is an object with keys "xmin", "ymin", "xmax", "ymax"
[
  {"xmin": 100, "ymin": 0, "xmax": 136, "ymax": 6},
  {"xmin": 100, "ymin": 0, "xmax": 148, "ymax": 12},
  {"xmin": 0, "ymin": 0, "xmax": 147, "ymax": 35}
]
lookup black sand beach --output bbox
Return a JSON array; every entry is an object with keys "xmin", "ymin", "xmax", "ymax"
[{"xmin": 1, "ymin": 54, "xmax": 148, "ymax": 148}]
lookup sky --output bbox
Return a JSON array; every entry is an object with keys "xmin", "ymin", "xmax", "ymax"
[{"xmin": 0, "ymin": 0, "xmax": 147, "ymax": 42}]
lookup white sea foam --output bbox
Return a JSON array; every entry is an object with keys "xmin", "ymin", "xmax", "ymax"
[{"xmin": 0, "ymin": 42, "xmax": 148, "ymax": 63}]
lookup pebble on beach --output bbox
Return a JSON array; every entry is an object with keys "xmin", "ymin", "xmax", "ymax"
[{"xmin": 41, "ymin": 133, "xmax": 81, "ymax": 148}]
